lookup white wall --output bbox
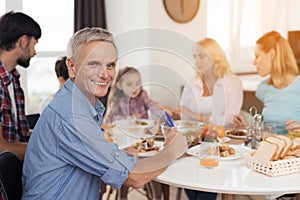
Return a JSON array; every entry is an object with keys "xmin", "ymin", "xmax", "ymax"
[
  {"xmin": 105, "ymin": 0, "xmax": 300, "ymax": 108},
  {"xmin": 105, "ymin": 0, "xmax": 207, "ymax": 108},
  {"xmin": 288, "ymin": 0, "xmax": 300, "ymax": 30}
]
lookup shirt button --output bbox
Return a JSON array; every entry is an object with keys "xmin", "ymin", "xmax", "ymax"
[{"xmin": 114, "ymin": 152, "xmax": 119, "ymax": 157}]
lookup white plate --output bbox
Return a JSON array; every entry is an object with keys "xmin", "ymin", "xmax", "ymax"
[
  {"xmin": 186, "ymin": 144, "xmax": 252, "ymax": 160},
  {"xmin": 137, "ymin": 141, "xmax": 164, "ymax": 157},
  {"xmin": 221, "ymin": 136, "xmax": 231, "ymax": 143},
  {"xmin": 114, "ymin": 119, "xmax": 156, "ymax": 139},
  {"xmin": 226, "ymin": 129, "xmax": 247, "ymax": 139}
]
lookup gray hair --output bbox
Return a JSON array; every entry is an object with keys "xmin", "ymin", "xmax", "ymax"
[{"xmin": 67, "ymin": 27, "xmax": 117, "ymax": 61}]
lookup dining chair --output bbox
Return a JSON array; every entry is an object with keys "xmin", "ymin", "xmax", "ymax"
[
  {"xmin": 26, "ymin": 113, "xmax": 40, "ymax": 129},
  {"xmin": 0, "ymin": 151, "xmax": 23, "ymax": 200}
]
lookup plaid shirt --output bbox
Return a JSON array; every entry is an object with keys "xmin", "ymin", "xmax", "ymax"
[{"xmin": 0, "ymin": 61, "xmax": 29, "ymax": 142}]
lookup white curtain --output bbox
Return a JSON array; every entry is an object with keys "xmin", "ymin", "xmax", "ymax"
[{"xmin": 207, "ymin": 0, "xmax": 300, "ymax": 72}]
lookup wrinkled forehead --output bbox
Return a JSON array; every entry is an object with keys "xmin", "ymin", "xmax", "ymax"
[{"xmin": 77, "ymin": 41, "xmax": 118, "ymax": 63}]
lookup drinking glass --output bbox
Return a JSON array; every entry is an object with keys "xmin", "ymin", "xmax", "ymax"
[
  {"xmin": 263, "ymin": 124, "xmax": 277, "ymax": 137},
  {"xmin": 198, "ymin": 142, "xmax": 219, "ymax": 168}
]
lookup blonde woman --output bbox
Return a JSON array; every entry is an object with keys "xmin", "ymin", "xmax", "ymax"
[
  {"xmin": 173, "ymin": 38, "xmax": 243, "ymax": 127},
  {"xmin": 234, "ymin": 31, "xmax": 300, "ymax": 135}
]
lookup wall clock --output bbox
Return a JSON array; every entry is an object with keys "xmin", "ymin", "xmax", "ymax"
[{"xmin": 163, "ymin": 0, "xmax": 200, "ymax": 23}]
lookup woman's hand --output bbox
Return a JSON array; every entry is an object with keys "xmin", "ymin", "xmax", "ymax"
[
  {"xmin": 233, "ymin": 114, "xmax": 247, "ymax": 128},
  {"xmin": 285, "ymin": 119, "xmax": 300, "ymax": 132}
]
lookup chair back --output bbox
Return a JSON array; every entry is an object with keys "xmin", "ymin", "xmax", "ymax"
[{"xmin": 0, "ymin": 151, "xmax": 23, "ymax": 200}]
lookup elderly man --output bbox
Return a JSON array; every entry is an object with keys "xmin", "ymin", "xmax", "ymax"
[{"xmin": 22, "ymin": 27, "xmax": 187, "ymax": 199}]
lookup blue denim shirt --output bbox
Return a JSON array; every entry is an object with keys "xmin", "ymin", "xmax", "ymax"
[{"xmin": 22, "ymin": 79, "xmax": 136, "ymax": 200}]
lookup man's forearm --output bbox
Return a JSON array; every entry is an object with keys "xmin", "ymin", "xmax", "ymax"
[{"xmin": 125, "ymin": 133, "xmax": 187, "ymax": 188}]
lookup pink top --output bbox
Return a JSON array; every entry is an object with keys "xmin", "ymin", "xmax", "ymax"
[
  {"xmin": 105, "ymin": 90, "xmax": 157, "ymax": 124},
  {"xmin": 180, "ymin": 72, "xmax": 243, "ymax": 126}
]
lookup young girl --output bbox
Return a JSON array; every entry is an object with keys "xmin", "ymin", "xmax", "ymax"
[
  {"xmin": 104, "ymin": 66, "xmax": 169, "ymax": 199},
  {"xmin": 104, "ymin": 66, "xmax": 165, "ymax": 124}
]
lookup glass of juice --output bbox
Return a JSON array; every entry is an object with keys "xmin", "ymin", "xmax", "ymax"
[{"xmin": 198, "ymin": 142, "xmax": 219, "ymax": 168}]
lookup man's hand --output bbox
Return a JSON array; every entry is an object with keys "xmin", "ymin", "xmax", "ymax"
[{"xmin": 122, "ymin": 146, "xmax": 138, "ymax": 160}]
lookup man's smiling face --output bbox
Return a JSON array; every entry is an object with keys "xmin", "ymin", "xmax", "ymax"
[{"xmin": 68, "ymin": 40, "xmax": 117, "ymax": 105}]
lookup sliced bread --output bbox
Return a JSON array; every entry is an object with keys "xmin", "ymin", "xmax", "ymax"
[
  {"xmin": 276, "ymin": 135, "xmax": 292, "ymax": 158},
  {"xmin": 264, "ymin": 135, "xmax": 286, "ymax": 160},
  {"xmin": 292, "ymin": 137, "xmax": 300, "ymax": 151},
  {"xmin": 252, "ymin": 141, "xmax": 278, "ymax": 161}
]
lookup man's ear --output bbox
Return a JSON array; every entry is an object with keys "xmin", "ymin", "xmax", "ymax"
[
  {"xmin": 66, "ymin": 58, "xmax": 76, "ymax": 79},
  {"xmin": 16, "ymin": 35, "xmax": 29, "ymax": 49}
]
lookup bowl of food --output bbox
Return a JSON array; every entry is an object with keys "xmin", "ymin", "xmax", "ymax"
[
  {"xmin": 201, "ymin": 125, "xmax": 227, "ymax": 142},
  {"xmin": 161, "ymin": 120, "xmax": 205, "ymax": 147}
]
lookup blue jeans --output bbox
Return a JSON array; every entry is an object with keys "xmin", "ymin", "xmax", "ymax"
[{"xmin": 184, "ymin": 189, "xmax": 217, "ymax": 200}]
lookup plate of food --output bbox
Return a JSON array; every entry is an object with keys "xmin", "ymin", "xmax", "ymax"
[
  {"xmin": 114, "ymin": 119, "xmax": 156, "ymax": 139},
  {"xmin": 226, "ymin": 129, "xmax": 248, "ymax": 139},
  {"xmin": 130, "ymin": 139, "xmax": 163, "ymax": 157},
  {"xmin": 186, "ymin": 143, "xmax": 252, "ymax": 160}
]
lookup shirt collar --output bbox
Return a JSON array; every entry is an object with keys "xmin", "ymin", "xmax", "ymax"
[
  {"xmin": 64, "ymin": 79, "xmax": 105, "ymax": 122},
  {"xmin": 0, "ymin": 61, "xmax": 20, "ymax": 86}
]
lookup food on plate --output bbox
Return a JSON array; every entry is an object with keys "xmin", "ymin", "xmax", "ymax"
[
  {"xmin": 201, "ymin": 125, "xmax": 226, "ymax": 142},
  {"xmin": 287, "ymin": 131, "xmax": 300, "ymax": 139},
  {"xmin": 131, "ymin": 138, "xmax": 160, "ymax": 153},
  {"xmin": 252, "ymin": 135, "xmax": 295, "ymax": 161},
  {"xmin": 226, "ymin": 129, "xmax": 247, "ymax": 137},
  {"xmin": 219, "ymin": 143, "xmax": 236, "ymax": 157}
]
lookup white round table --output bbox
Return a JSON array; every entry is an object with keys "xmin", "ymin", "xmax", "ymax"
[{"xmin": 155, "ymin": 154, "xmax": 300, "ymax": 199}]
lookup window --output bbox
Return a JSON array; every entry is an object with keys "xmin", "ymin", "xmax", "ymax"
[
  {"xmin": 206, "ymin": 0, "xmax": 300, "ymax": 73},
  {"xmin": 0, "ymin": 1, "xmax": 5, "ymax": 15},
  {"xmin": 20, "ymin": 0, "xmax": 74, "ymax": 113}
]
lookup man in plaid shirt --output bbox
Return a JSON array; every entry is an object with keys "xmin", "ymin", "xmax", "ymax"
[{"xmin": 0, "ymin": 11, "xmax": 41, "ymax": 198}]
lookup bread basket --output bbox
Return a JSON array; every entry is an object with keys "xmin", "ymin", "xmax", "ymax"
[{"xmin": 245, "ymin": 153, "xmax": 300, "ymax": 177}]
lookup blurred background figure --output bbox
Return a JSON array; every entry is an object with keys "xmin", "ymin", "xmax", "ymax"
[
  {"xmin": 0, "ymin": 11, "xmax": 41, "ymax": 160},
  {"xmin": 104, "ymin": 66, "xmax": 171, "ymax": 124},
  {"xmin": 173, "ymin": 38, "xmax": 243, "ymax": 127},
  {"xmin": 39, "ymin": 56, "xmax": 69, "ymax": 112}
]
